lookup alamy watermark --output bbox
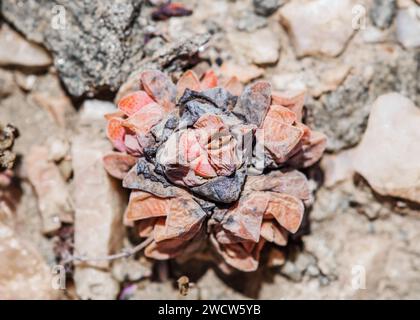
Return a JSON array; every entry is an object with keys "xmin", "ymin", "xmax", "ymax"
[{"xmin": 351, "ymin": 265, "xmax": 366, "ymax": 290}]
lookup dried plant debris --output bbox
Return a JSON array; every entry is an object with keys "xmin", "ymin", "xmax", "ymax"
[
  {"xmin": 177, "ymin": 275, "xmax": 190, "ymax": 296},
  {"xmin": 152, "ymin": 2, "xmax": 193, "ymax": 21},
  {"xmin": 103, "ymin": 69, "xmax": 326, "ymax": 272},
  {"xmin": 0, "ymin": 124, "xmax": 19, "ymax": 172},
  {"xmin": 53, "ymin": 225, "xmax": 75, "ymax": 273}
]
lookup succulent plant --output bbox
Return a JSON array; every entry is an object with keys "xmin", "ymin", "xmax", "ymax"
[{"xmin": 103, "ymin": 69, "xmax": 326, "ymax": 272}]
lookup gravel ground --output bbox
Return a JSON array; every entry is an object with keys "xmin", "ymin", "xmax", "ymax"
[{"xmin": 0, "ymin": 0, "xmax": 419, "ymax": 300}]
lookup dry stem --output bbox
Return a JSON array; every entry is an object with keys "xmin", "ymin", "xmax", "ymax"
[{"xmin": 61, "ymin": 236, "xmax": 153, "ymax": 265}]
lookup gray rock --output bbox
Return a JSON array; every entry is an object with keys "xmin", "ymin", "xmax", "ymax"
[
  {"xmin": 1, "ymin": 0, "xmax": 146, "ymax": 96},
  {"xmin": 353, "ymin": 93, "xmax": 420, "ymax": 204},
  {"xmin": 236, "ymin": 11, "xmax": 267, "ymax": 32},
  {"xmin": 306, "ymin": 74, "xmax": 371, "ymax": 152},
  {"xmin": 396, "ymin": 8, "xmax": 420, "ymax": 49},
  {"xmin": 144, "ymin": 37, "xmax": 166, "ymax": 57},
  {"xmin": 280, "ymin": 251, "xmax": 318, "ymax": 282},
  {"xmin": 115, "ymin": 33, "xmax": 211, "ymax": 102},
  {"xmin": 306, "ymin": 50, "xmax": 419, "ymax": 151},
  {"xmin": 0, "ymin": 69, "xmax": 15, "ymax": 97},
  {"xmin": 111, "ymin": 256, "xmax": 152, "ymax": 282},
  {"xmin": 26, "ymin": 145, "xmax": 73, "ymax": 234},
  {"xmin": 74, "ymin": 267, "xmax": 120, "ymax": 300},
  {"xmin": 253, "ymin": 0, "xmax": 283, "ymax": 17},
  {"xmin": 0, "ymin": 222, "xmax": 58, "ymax": 299},
  {"xmin": 279, "ymin": 0, "xmax": 356, "ymax": 58},
  {"xmin": 370, "ymin": 0, "xmax": 396, "ymax": 30},
  {"xmin": 0, "ymin": 24, "xmax": 52, "ymax": 67},
  {"xmin": 228, "ymin": 28, "xmax": 280, "ymax": 65},
  {"xmin": 133, "ymin": 33, "xmax": 211, "ymax": 75}
]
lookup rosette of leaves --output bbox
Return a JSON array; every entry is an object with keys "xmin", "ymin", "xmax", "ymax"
[{"xmin": 103, "ymin": 69, "xmax": 326, "ymax": 272}]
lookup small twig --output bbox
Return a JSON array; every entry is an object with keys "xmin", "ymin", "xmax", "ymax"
[{"xmin": 61, "ymin": 236, "xmax": 153, "ymax": 265}]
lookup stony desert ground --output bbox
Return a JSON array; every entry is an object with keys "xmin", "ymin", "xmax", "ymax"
[{"xmin": 0, "ymin": 0, "xmax": 419, "ymax": 299}]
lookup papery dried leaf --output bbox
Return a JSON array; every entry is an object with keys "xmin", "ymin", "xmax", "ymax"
[
  {"xmin": 287, "ymin": 130, "xmax": 327, "ymax": 168},
  {"xmin": 193, "ymin": 114, "xmax": 226, "ymax": 131},
  {"xmin": 244, "ymin": 170, "xmax": 310, "ymax": 201},
  {"xmin": 126, "ymin": 188, "xmax": 205, "ymax": 242},
  {"xmin": 221, "ymin": 192, "xmax": 269, "ymax": 242},
  {"xmin": 258, "ymin": 123, "xmax": 304, "ymax": 164},
  {"xmin": 123, "ymin": 165, "xmax": 181, "ymax": 200},
  {"xmin": 207, "ymin": 136, "xmax": 238, "ymax": 176},
  {"xmin": 123, "ymin": 133, "xmax": 145, "ymax": 157},
  {"xmin": 122, "ymin": 103, "xmax": 165, "ymax": 135},
  {"xmin": 182, "ymin": 129, "xmax": 205, "ymax": 163},
  {"xmin": 118, "ymin": 91, "xmax": 154, "ymax": 116},
  {"xmin": 260, "ymin": 220, "xmax": 288, "ymax": 246},
  {"xmin": 265, "ymin": 192, "xmax": 304, "ymax": 233},
  {"xmin": 124, "ymin": 191, "xmax": 171, "ymax": 222},
  {"xmin": 265, "ymin": 105, "xmax": 297, "ymax": 125},
  {"xmin": 190, "ymin": 154, "xmax": 218, "ymax": 178},
  {"xmin": 154, "ymin": 196, "xmax": 206, "ymax": 242},
  {"xmin": 137, "ymin": 218, "xmax": 157, "ymax": 238},
  {"xmin": 211, "ymin": 234, "xmax": 265, "ymax": 272},
  {"xmin": 106, "ymin": 117, "xmax": 126, "ymax": 152},
  {"xmin": 102, "ymin": 152, "xmax": 137, "ymax": 180},
  {"xmin": 157, "ymin": 129, "xmax": 216, "ymax": 186},
  {"xmin": 214, "ymin": 227, "xmax": 244, "ymax": 244},
  {"xmin": 272, "ymin": 90, "xmax": 306, "ymax": 122},
  {"xmin": 145, "ymin": 229, "xmax": 204, "ymax": 260},
  {"xmin": 145, "ymin": 237, "xmax": 188, "ymax": 260},
  {"xmin": 200, "ymin": 70, "xmax": 218, "ymax": 90},
  {"xmin": 177, "ymin": 70, "xmax": 201, "ymax": 100},
  {"xmin": 233, "ymin": 81, "xmax": 271, "ymax": 126},
  {"xmin": 141, "ymin": 70, "xmax": 176, "ymax": 111},
  {"xmin": 104, "ymin": 110, "xmax": 125, "ymax": 121},
  {"xmin": 161, "ymin": 159, "xmax": 205, "ymax": 188},
  {"xmin": 259, "ymin": 103, "xmax": 305, "ymax": 163},
  {"xmin": 223, "ymin": 76, "xmax": 244, "ymax": 97}
]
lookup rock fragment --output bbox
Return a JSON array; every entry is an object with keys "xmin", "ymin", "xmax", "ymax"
[
  {"xmin": 72, "ymin": 133, "xmax": 126, "ymax": 269},
  {"xmin": 0, "ymin": 223, "xmax": 57, "ymax": 299},
  {"xmin": 74, "ymin": 268, "xmax": 119, "ymax": 300},
  {"xmin": 370, "ymin": 0, "xmax": 396, "ymax": 29},
  {"xmin": 116, "ymin": 33, "xmax": 211, "ymax": 103},
  {"xmin": 111, "ymin": 256, "xmax": 152, "ymax": 282},
  {"xmin": 253, "ymin": 0, "xmax": 283, "ymax": 16},
  {"xmin": 2, "ymin": 0, "xmax": 144, "ymax": 96},
  {"xmin": 0, "ymin": 24, "xmax": 51, "ymax": 67},
  {"xmin": 396, "ymin": 9, "xmax": 420, "ymax": 48},
  {"xmin": 279, "ymin": 0, "xmax": 356, "ymax": 57},
  {"xmin": 26, "ymin": 145, "xmax": 73, "ymax": 234},
  {"xmin": 353, "ymin": 93, "xmax": 420, "ymax": 203},
  {"xmin": 228, "ymin": 28, "xmax": 280, "ymax": 65},
  {"xmin": 236, "ymin": 11, "xmax": 267, "ymax": 32},
  {"xmin": 0, "ymin": 69, "xmax": 15, "ymax": 97}
]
